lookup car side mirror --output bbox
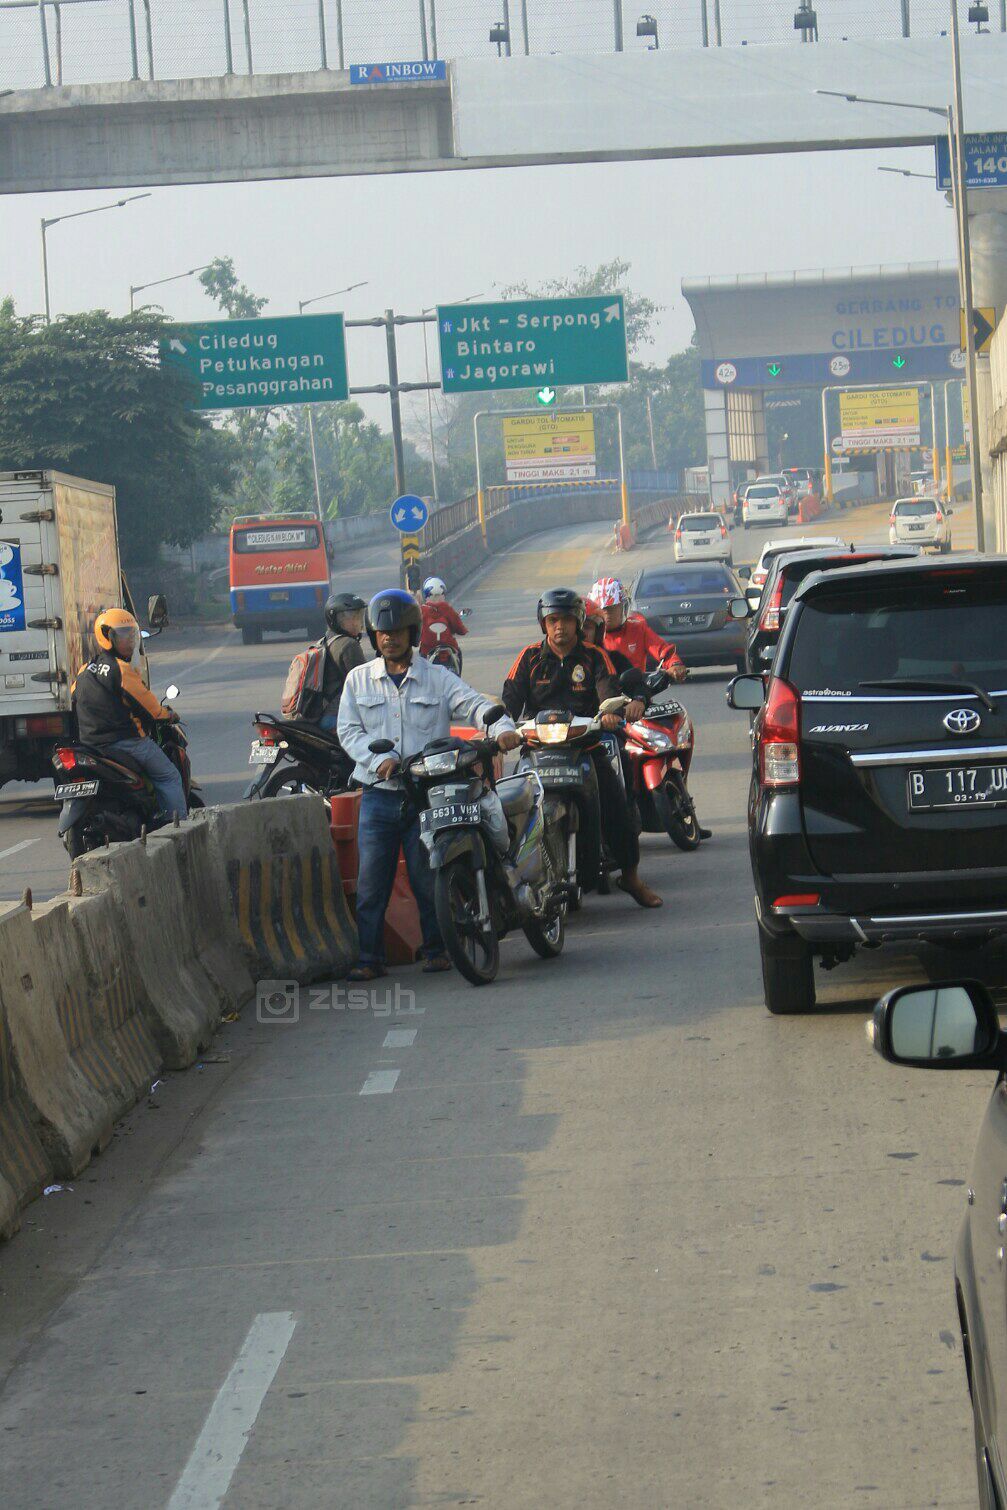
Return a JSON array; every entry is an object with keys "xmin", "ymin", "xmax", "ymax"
[
  {"xmin": 746, "ymin": 588, "xmax": 762, "ymax": 609},
  {"xmin": 728, "ymin": 597, "xmax": 751, "ymax": 620},
  {"xmin": 736, "ymin": 565, "xmax": 751, "ymax": 580},
  {"xmin": 870, "ymin": 981, "xmax": 1004, "ymax": 1070},
  {"xmin": 726, "ymin": 674, "xmax": 765, "ymax": 711},
  {"xmin": 147, "ymin": 593, "xmax": 168, "ymax": 632}
]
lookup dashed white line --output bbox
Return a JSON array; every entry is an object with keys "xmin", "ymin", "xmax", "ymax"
[
  {"xmin": 0, "ymin": 838, "xmax": 40, "ymax": 863},
  {"xmin": 360, "ymin": 1069, "xmax": 401, "ymax": 1095},
  {"xmin": 167, "ymin": 1310, "xmax": 297, "ymax": 1510},
  {"xmin": 382, "ymin": 1029, "xmax": 418, "ymax": 1048}
]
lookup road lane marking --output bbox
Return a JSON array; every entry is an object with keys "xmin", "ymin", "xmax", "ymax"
[
  {"xmin": 0, "ymin": 838, "xmax": 40, "ymax": 863},
  {"xmin": 360, "ymin": 1068, "xmax": 400, "ymax": 1095},
  {"xmin": 167, "ymin": 1310, "xmax": 297, "ymax": 1510},
  {"xmin": 382, "ymin": 1029, "xmax": 417, "ymax": 1048}
]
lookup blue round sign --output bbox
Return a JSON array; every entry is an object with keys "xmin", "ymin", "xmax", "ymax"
[{"xmin": 390, "ymin": 494, "xmax": 429, "ymax": 533}]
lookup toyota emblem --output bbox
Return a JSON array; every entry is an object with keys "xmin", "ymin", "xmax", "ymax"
[
  {"xmin": 943, "ymin": 707, "xmax": 981, "ymax": 735},
  {"xmin": 680, "ymin": 601, "xmax": 692, "ymax": 609}
]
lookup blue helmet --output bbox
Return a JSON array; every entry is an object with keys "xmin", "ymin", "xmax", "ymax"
[{"xmin": 366, "ymin": 588, "xmax": 422, "ymax": 650}]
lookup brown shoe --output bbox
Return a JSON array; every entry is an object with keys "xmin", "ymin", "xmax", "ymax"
[
  {"xmin": 348, "ymin": 964, "xmax": 387, "ymax": 982},
  {"xmin": 617, "ymin": 876, "xmax": 663, "ymax": 909}
]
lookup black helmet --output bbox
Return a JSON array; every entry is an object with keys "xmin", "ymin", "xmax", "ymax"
[
  {"xmin": 325, "ymin": 591, "xmax": 366, "ymax": 635},
  {"xmin": 366, "ymin": 588, "xmax": 422, "ymax": 650},
  {"xmin": 537, "ymin": 587, "xmax": 585, "ymax": 632}
]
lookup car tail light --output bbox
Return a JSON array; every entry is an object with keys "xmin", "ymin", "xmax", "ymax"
[
  {"xmin": 759, "ymin": 575, "xmax": 785, "ymax": 632},
  {"xmin": 720, "ymin": 525, "xmax": 728, "ymax": 538},
  {"xmin": 934, "ymin": 510, "xmax": 944, "ymax": 523},
  {"xmin": 758, "ymin": 677, "xmax": 800, "ymax": 788},
  {"xmin": 26, "ymin": 714, "xmax": 65, "ymax": 737},
  {"xmin": 675, "ymin": 529, "xmax": 683, "ymax": 542},
  {"xmin": 889, "ymin": 514, "xmax": 897, "ymax": 526},
  {"xmin": 54, "ymin": 748, "xmax": 77, "ymax": 771}
]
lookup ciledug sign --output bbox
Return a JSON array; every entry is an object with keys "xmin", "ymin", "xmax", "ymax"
[
  {"xmin": 162, "ymin": 313, "xmax": 350, "ymax": 412},
  {"xmin": 437, "ymin": 296, "xmax": 629, "ymax": 395}
]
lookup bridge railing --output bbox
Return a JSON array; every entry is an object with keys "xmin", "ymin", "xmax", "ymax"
[{"xmin": 1, "ymin": 0, "xmax": 997, "ymax": 93}]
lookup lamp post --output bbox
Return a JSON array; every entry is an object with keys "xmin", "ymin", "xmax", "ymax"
[
  {"xmin": 636, "ymin": 13, "xmax": 659, "ymax": 46},
  {"xmin": 41, "ymin": 192, "xmax": 151, "ymax": 321},
  {"xmin": 129, "ymin": 264, "xmax": 211, "ymax": 312},
  {"xmin": 421, "ymin": 292, "xmax": 484, "ymax": 502},
  {"xmin": 298, "ymin": 282, "xmax": 368, "ymax": 521},
  {"xmin": 816, "ymin": 75, "xmax": 985, "ymax": 550}
]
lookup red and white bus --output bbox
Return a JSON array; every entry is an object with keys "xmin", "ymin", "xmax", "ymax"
[{"xmin": 229, "ymin": 514, "xmax": 330, "ymax": 645}]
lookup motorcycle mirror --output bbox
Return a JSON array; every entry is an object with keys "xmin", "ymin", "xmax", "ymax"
[
  {"xmin": 460, "ymin": 608, "xmax": 471, "ymax": 618},
  {"xmin": 618, "ymin": 667, "xmax": 647, "ymax": 695},
  {"xmin": 164, "ymin": 684, "xmax": 180, "ymax": 700},
  {"xmin": 481, "ymin": 703, "xmax": 507, "ymax": 727},
  {"xmin": 140, "ymin": 629, "xmax": 151, "ymax": 641},
  {"xmin": 369, "ymin": 738, "xmax": 396, "ymax": 755}
]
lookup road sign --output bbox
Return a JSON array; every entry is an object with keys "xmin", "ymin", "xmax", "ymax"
[
  {"xmin": 961, "ymin": 306, "xmax": 997, "ymax": 355},
  {"xmin": 936, "ymin": 132, "xmax": 1007, "ymax": 190},
  {"xmin": 503, "ymin": 412, "xmax": 597, "ymax": 484},
  {"xmin": 350, "ymin": 61, "xmax": 446, "ymax": 83},
  {"xmin": 766, "ymin": 362, "xmax": 783, "ymax": 378},
  {"xmin": 399, "ymin": 532, "xmax": 421, "ymax": 564},
  {"xmin": 537, "ymin": 387, "xmax": 557, "ymax": 406},
  {"xmin": 891, "ymin": 355, "xmax": 907, "ymax": 370},
  {"xmin": 830, "ymin": 436, "xmax": 847, "ymax": 456},
  {"xmin": 437, "ymin": 296, "xmax": 629, "ymax": 395},
  {"xmin": 390, "ymin": 495, "xmax": 429, "ymax": 533},
  {"xmin": 839, "ymin": 388, "xmax": 921, "ymax": 450},
  {"xmin": 163, "ymin": 313, "xmax": 349, "ymax": 412}
]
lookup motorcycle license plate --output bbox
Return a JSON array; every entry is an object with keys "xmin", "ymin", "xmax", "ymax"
[
  {"xmin": 538, "ymin": 766, "xmax": 583, "ymax": 785},
  {"xmin": 249, "ymin": 741, "xmax": 280, "ymax": 765},
  {"xmin": 908, "ymin": 764, "xmax": 1007, "ymax": 810},
  {"xmin": 54, "ymin": 780, "xmax": 99, "ymax": 799},
  {"xmin": 421, "ymin": 802, "xmax": 480, "ymax": 830}
]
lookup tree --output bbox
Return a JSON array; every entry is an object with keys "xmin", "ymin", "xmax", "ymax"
[
  {"xmin": 500, "ymin": 258, "xmax": 660, "ymax": 354},
  {"xmin": 0, "ymin": 300, "xmax": 234, "ymax": 563},
  {"xmin": 273, "ymin": 403, "xmax": 424, "ymax": 518}
]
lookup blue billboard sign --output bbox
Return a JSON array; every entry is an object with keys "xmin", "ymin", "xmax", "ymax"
[
  {"xmin": 350, "ymin": 61, "xmax": 447, "ymax": 85},
  {"xmin": 935, "ymin": 132, "xmax": 1007, "ymax": 190}
]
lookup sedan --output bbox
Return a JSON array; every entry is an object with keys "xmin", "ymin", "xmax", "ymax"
[
  {"xmin": 871, "ymin": 980, "xmax": 1007, "ymax": 1509},
  {"xmin": 672, "ymin": 510, "xmax": 732, "ymax": 564},
  {"xmin": 632, "ymin": 561, "xmax": 752, "ymax": 672},
  {"xmin": 890, "ymin": 496, "xmax": 951, "ymax": 553}
]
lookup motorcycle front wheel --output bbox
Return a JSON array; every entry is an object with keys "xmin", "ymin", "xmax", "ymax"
[
  {"xmin": 661, "ymin": 772, "xmax": 701, "ymax": 851},
  {"xmin": 434, "ymin": 857, "xmax": 499, "ymax": 986}
]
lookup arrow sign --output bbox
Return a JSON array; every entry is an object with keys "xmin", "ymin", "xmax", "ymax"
[
  {"xmin": 537, "ymin": 387, "xmax": 557, "ymax": 406},
  {"xmin": 766, "ymin": 362, "xmax": 782, "ymax": 378},
  {"xmin": 962, "ymin": 305, "xmax": 997, "ymax": 355},
  {"xmin": 168, "ymin": 337, "xmax": 187, "ymax": 355},
  {"xmin": 390, "ymin": 494, "xmax": 429, "ymax": 533},
  {"xmin": 891, "ymin": 355, "xmax": 907, "ymax": 370},
  {"xmin": 603, "ymin": 303, "xmax": 622, "ymax": 324}
]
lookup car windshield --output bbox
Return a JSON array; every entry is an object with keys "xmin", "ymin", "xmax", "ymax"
[
  {"xmin": 638, "ymin": 567, "xmax": 735, "ymax": 597},
  {"xmin": 681, "ymin": 515, "xmax": 719, "ymax": 530},
  {"xmin": 747, "ymin": 486, "xmax": 779, "ymax": 499},
  {"xmin": 787, "ymin": 577, "xmax": 1007, "ymax": 694},
  {"xmin": 894, "ymin": 499, "xmax": 938, "ymax": 516}
]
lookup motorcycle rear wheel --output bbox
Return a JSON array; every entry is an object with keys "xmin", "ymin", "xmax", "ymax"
[
  {"xmin": 434, "ymin": 858, "xmax": 499, "ymax": 986},
  {"xmin": 521, "ymin": 904, "xmax": 566, "ymax": 960},
  {"xmin": 661, "ymin": 772, "xmax": 701, "ymax": 851},
  {"xmin": 255, "ymin": 761, "xmax": 319, "ymax": 799}
]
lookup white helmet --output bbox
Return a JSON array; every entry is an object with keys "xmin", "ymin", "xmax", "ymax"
[{"xmin": 422, "ymin": 576, "xmax": 447, "ymax": 602}]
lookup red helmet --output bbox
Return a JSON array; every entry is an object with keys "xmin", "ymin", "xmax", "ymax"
[{"xmin": 590, "ymin": 576, "xmax": 628, "ymax": 610}]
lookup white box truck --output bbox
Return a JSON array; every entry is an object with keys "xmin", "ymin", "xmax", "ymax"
[{"xmin": 0, "ymin": 470, "xmax": 159, "ymax": 789}]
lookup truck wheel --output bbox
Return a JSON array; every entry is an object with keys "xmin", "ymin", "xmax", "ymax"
[
  {"xmin": 759, "ymin": 929, "xmax": 816, "ymax": 1014},
  {"xmin": 241, "ymin": 626, "xmax": 263, "ymax": 646}
]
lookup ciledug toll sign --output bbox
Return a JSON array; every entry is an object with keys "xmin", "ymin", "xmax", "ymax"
[{"xmin": 162, "ymin": 313, "xmax": 350, "ymax": 412}]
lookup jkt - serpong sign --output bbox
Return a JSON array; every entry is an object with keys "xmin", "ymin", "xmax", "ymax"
[
  {"xmin": 839, "ymin": 388, "xmax": 921, "ymax": 450},
  {"xmin": 503, "ymin": 412, "xmax": 597, "ymax": 483}
]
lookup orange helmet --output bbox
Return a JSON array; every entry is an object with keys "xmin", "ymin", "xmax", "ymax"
[{"xmin": 94, "ymin": 607, "xmax": 139, "ymax": 657}]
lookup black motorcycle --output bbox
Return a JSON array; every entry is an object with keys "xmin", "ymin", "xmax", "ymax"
[
  {"xmin": 369, "ymin": 706, "xmax": 566, "ymax": 986},
  {"xmin": 53, "ymin": 683, "xmax": 203, "ymax": 858},
  {"xmin": 245, "ymin": 712, "xmax": 353, "ymax": 799}
]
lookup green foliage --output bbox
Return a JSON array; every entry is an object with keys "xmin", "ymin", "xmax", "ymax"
[
  {"xmin": 500, "ymin": 257, "xmax": 660, "ymax": 354},
  {"xmin": 0, "ymin": 302, "xmax": 234, "ymax": 564}
]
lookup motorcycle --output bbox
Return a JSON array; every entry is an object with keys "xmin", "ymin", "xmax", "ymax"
[
  {"xmin": 53, "ymin": 683, "xmax": 203, "ymax": 858},
  {"xmin": 619, "ymin": 668, "xmax": 703, "ymax": 850},
  {"xmin": 245, "ymin": 712, "xmax": 353, "ymax": 799},
  {"xmin": 516, "ymin": 695, "xmax": 627, "ymax": 909},
  {"xmin": 368, "ymin": 705, "xmax": 566, "ymax": 986},
  {"xmin": 422, "ymin": 607, "xmax": 470, "ymax": 675}
]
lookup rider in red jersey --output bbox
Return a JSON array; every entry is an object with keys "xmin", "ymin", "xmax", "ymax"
[{"xmin": 589, "ymin": 576, "xmax": 686, "ymax": 681}]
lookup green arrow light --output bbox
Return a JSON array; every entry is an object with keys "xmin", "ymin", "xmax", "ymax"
[
  {"xmin": 537, "ymin": 387, "xmax": 557, "ymax": 406},
  {"xmin": 766, "ymin": 362, "xmax": 782, "ymax": 378},
  {"xmin": 891, "ymin": 355, "xmax": 907, "ymax": 369}
]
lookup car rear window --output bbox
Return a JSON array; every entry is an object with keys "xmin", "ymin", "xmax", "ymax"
[
  {"xmin": 747, "ymin": 486, "xmax": 780, "ymax": 500},
  {"xmin": 681, "ymin": 515, "xmax": 719, "ymax": 530},
  {"xmin": 638, "ymin": 567, "xmax": 735, "ymax": 596},
  {"xmin": 894, "ymin": 499, "xmax": 938, "ymax": 516},
  {"xmin": 786, "ymin": 577, "xmax": 1007, "ymax": 693}
]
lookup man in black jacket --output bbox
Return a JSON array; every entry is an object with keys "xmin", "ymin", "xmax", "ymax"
[{"xmin": 315, "ymin": 592, "xmax": 367, "ymax": 730}]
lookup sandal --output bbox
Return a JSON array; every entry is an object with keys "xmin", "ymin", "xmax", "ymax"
[
  {"xmin": 348, "ymin": 964, "xmax": 386, "ymax": 982},
  {"xmin": 422, "ymin": 954, "xmax": 452, "ymax": 974}
]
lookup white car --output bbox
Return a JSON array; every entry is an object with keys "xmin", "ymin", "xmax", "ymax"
[
  {"xmin": 889, "ymin": 496, "xmax": 951, "ymax": 552},
  {"xmin": 672, "ymin": 510, "xmax": 731, "ymax": 563},
  {"xmin": 742, "ymin": 484, "xmax": 788, "ymax": 530},
  {"xmin": 750, "ymin": 535, "xmax": 847, "ymax": 590},
  {"xmin": 755, "ymin": 473, "xmax": 798, "ymax": 515}
]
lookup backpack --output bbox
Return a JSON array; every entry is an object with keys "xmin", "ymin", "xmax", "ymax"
[{"xmin": 281, "ymin": 640, "xmax": 326, "ymax": 718}]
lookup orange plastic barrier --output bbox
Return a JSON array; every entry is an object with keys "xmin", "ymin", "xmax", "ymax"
[
  {"xmin": 329, "ymin": 791, "xmax": 422, "ymax": 966},
  {"xmin": 614, "ymin": 521, "xmax": 637, "ymax": 551},
  {"xmin": 797, "ymin": 493, "xmax": 824, "ymax": 524}
]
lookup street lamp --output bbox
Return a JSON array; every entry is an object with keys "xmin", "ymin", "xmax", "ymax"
[
  {"xmin": 129, "ymin": 264, "xmax": 211, "ymax": 313},
  {"xmin": 489, "ymin": 21, "xmax": 509, "ymax": 53},
  {"xmin": 877, "ymin": 165, "xmax": 935, "ymax": 179},
  {"xmin": 41, "ymin": 193, "xmax": 151, "ymax": 322},
  {"xmin": 636, "ymin": 13, "xmax": 659, "ymax": 46},
  {"xmin": 816, "ymin": 56, "xmax": 985, "ymax": 551},
  {"xmin": 793, "ymin": 2, "xmax": 818, "ymax": 39},
  {"xmin": 298, "ymin": 282, "xmax": 368, "ymax": 521},
  {"xmin": 421, "ymin": 292, "xmax": 484, "ymax": 502}
]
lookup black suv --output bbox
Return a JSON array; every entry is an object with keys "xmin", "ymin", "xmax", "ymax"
[
  {"xmin": 744, "ymin": 545, "xmax": 919, "ymax": 674},
  {"xmin": 728, "ymin": 555, "xmax": 1007, "ymax": 1014}
]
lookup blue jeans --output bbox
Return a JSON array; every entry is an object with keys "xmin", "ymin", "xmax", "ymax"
[
  {"xmin": 107, "ymin": 735, "xmax": 187, "ymax": 821},
  {"xmin": 356, "ymin": 786, "xmax": 443, "ymax": 965}
]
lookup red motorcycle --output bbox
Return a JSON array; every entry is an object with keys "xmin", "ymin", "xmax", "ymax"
[{"xmin": 619, "ymin": 668, "xmax": 703, "ymax": 851}]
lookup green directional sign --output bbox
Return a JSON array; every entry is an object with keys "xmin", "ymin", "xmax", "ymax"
[
  {"xmin": 766, "ymin": 362, "xmax": 782, "ymax": 378},
  {"xmin": 891, "ymin": 354, "xmax": 907, "ymax": 370},
  {"xmin": 161, "ymin": 313, "xmax": 350, "ymax": 412},
  {"xmin": 437, "ymin": 296, "xmax": 629, "ymax": 396}
]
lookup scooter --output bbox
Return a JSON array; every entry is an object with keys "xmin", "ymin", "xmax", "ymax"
[
  {"xmin": 245, "ymin": 712, "xmax": 353, "ymax": 798},
  {"xmin": 619, "ymin": 668, "xmax": 703, "ymax": 850},
  {"xmin": 422, "ymin": 608, "xmax": 470, "ymax": 675},
  {"xmin": 368, "ymin": 705, "xmax": 566, "ymax": 986},
  {"xmin": 53, "ymin": 684, "xmax": 202, "ymax": 858},
  {"xmin": 516, "ymin": 696, "xmax": 627, "ymax": 908}
]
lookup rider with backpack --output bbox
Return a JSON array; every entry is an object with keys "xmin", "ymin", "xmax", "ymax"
[{"xmin": 281, "ymin": 592, "xmax": 368, "ymax": 729}]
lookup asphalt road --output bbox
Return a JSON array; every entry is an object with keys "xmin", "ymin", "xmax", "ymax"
[{"xmin": 0, "ymin": 501, "xmax": 988, "ymax": 1508}]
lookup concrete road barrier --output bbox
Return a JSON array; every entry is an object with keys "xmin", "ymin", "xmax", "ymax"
[
  {"xmin": 0, "ymin": 901, "xmax": 114, "ymax": 1180},
  {"xmin": 148, "ymin": 819, "xmax": 254, "ymax": 1012},
  {"xmin": 195, "ymin": 795, "xmax": 357, "ymax": 984},
  {"xmin": 0, "ymin": 939, "xmax": 53, "ymax": 1235}
]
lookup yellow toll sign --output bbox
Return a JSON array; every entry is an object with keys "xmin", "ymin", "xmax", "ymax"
[
  {"xmin": 839, "ymin": 388, "xmax": 921, "ymax": 450},
  {"xmin": 503, "ymin": 411, "xmax": 597, "ymax": 483}
]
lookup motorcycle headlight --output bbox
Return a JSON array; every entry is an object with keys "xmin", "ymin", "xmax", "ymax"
[
  {"xmin": 536, "ymin": 720, "xmax": 571, "ymax": 744},
  {"xmin": 423, "ymin": 749, "xmax": 461, "ymax": 775}
]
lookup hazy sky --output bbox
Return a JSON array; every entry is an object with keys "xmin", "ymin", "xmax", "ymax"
[{"xmin": 3, "ymin": 140, "xmax": 952, "ymax": 429}]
